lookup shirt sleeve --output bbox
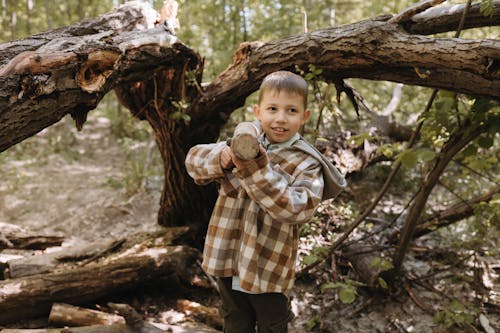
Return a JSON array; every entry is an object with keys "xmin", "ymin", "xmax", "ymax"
[
  {"xmin": 233, "ymin": 152, "xmax": 324, "ymax": 225},
  {"xmin": 185, "ymin": 142, "xmax": 228, "ymax": 185}
]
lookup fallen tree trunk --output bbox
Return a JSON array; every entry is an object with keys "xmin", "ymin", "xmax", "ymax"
[
  {"xmin": 4, "ymin": 239, "xmax": 123, "ymax": 279},
  {"xmin": 0, "ymin": 229, "xmax": 201, "ymax": 324}
]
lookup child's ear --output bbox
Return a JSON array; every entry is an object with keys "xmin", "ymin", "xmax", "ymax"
[
  {"xmin": 302, "ymin": 109, "xmax": 311, "ymax": 124},
  {"xmin": 253, "ymin": 104, "xmax": 261, "ymax": 120}
]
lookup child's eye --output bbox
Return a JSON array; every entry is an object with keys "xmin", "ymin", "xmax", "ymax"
[
  {"xmin": 268, "ymin": 106, "xmax": 277, "ymax": 111},
  {"xmin": 288, "ymin": 108, "xmax": 298, "ymax": 113}
]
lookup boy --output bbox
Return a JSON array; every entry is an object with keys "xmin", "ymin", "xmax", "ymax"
[{"xmin": 185, "ymin": 71, "xmax": 345, "ymax": 333}]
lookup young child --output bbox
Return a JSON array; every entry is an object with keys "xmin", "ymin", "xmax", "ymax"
[{"xmin": 185, "ymin": 70, "xmax": 345, "ymax": 333}]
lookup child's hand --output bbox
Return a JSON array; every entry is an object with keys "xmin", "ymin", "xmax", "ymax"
[{"xmin": 220, "ymin": 146, "xmax": 235, "ymax": 171}]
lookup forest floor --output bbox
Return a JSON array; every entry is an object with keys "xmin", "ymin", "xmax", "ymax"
[{"xmin": 0, "ymin": 110, "xmax": 498, "ymax": 333}]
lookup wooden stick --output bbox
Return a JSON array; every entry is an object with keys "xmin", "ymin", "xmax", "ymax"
[{"xmin": 48, "ymin": 303, "xmax": 125, "ymax": 327}]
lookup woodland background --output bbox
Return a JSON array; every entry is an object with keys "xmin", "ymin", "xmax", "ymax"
[{"xmin": 0, "ymin": 0, "xmax": 499, "ymax": 332}]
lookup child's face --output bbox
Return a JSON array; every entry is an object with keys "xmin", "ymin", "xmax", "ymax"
[{"xmin": 254, "ymin": 89, "xmax": 310, "ymax": 144}]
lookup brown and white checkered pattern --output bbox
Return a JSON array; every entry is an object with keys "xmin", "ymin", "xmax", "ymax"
[{"xmin": 185, "ymin": 141, "xmax": 324, "ymax": 294}]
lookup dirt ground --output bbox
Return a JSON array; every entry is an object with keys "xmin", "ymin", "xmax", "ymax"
[{"xmin": 0, "ymin": 111, "xmax": 498, "ymax": 332}]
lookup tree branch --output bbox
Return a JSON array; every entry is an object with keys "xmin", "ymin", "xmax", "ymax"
[
  {"xmin": 403, "ymin": 0, "xmax": 500, "ymax": 35},
  {"xmin": 413, "ymin": 185, "xmax": 500, "ymax": 238}
]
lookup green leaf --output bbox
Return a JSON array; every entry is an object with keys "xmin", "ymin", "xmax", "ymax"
[
  {"xmin": 399, "ymin": 150, "xmax": 418, "ymax": 169},
  {"xmin": 369, "ymin": 257, "xmax": 381, "ymax": 268},
  {"xmin": 378, "ymin": 277, "xmax": 388, "ymax": 289},
  {"xmin": 416, "ymin": 148, "xmax": 436, "ymax": 162},
  {"xmin": 320, "ymin": 282, "xmax": 341, "ymax": 293},
  {"xmin": 303, "ymin": 254, "xmax": 318, "ymax": 265},
  {"xmin": 304, "ymin": 315, "xmax": 320, "ymax": 331},
  {"xmin": 450, "ymin": 300, "xmax": 465, "ymax": 312},
  {"xmin": 462, "ymin": 144, "xmax": 477, "ymax": 157},
  {"xmin": 349, "ymin": 132, "xmax": 373, "ymax": 146},
  {"xmin": 477, "ymin": 136, "xmax": 494, "ymax": 148},
  {"xmin": 339, "ymin": 286, "xmax": 357, "ymax": 304},
  {"xmin": 480, "ymin": 0, "xmax": 494, "ymax": 16}
]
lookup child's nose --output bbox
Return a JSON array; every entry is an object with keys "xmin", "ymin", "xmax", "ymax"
[{"xmin": 276, "ymin": 110, "xmax": 287, "ymax": 122}]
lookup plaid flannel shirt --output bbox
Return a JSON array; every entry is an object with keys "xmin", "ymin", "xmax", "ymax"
[{"xmin": 185, "ymin": 138, "xmax": 324, "ymax": 294}]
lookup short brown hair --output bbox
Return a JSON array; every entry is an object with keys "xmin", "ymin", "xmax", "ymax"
[{"xmin": 258, "ymin": 71, "xmax": 308, "ymax": 108}]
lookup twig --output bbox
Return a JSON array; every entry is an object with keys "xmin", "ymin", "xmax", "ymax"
[
  {"xmin": 346, "ymin": 296, "xmax": 375, "ymax": 318},
  {"xmin": 389, "ymin": 0, "xmax": 445, "ymax": 24},
  {"xmin": 80, "ymin": 239, "xmax": 125, "ymax": 266},
  {"xmin": 453, "ymin": 159, "xmax": 499, "ymax": 185},
  {"xmin": 403, "ymin": 282, "xmax": 431, "ymax": 312}
]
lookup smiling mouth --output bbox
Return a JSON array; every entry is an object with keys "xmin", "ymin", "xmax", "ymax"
[{"xmin": 272, "ymin": 127, "xmax": 288, "ymax": 133}]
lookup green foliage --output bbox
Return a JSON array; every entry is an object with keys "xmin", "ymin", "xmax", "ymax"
[
  {"xmin": 480, "ymin": 0, "xmax": 495, "ymax": 17},
  {"xmin": 396, "ymin": 147, "xmax": 436, "ymax": 169},
  {"xmin": 349, "ymin": 132, "xmax": 376, "ymax": 146},
  {"xmin": 320, "ymin": 279, "xmax": 365, "ymax": 304},
  {"xmin": 369, "ymin": 256, "xmax": 394, "ymax": 272},
  {"xmin": 377, "ymin": 142, "xmax": 403, "ymax": 159},
  {"xmin": 302, "ymin": 245, "xmax": 329, "ymax": 266},
  {"xmin": 434, "ymin": 300, "xmax": 479, "ymax": 329},
  {"xmin": 301, "ymin": 64, "xmax": 324, "ymax": 83},
  {"xmin": 369, "ymin": 257, "xmax": 393, "ymax": 289},
  {"xmin": 304, "ymin": 314, "xmax": 321, "ymax": 331},
  {"xmin": 171, "ymin": 100, "xmax": 192, "ymax": 124}
]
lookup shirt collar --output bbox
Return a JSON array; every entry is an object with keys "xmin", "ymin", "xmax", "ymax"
[{"xmin": 262, "ymin": 133, "xmax": 301, "ymax": 151}]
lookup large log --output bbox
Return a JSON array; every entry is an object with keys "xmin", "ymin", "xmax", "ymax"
[{"xmin": 0, "ymin": 229, "xmax": 201, "ymax": 324}]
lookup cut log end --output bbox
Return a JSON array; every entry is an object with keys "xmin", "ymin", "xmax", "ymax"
[
  {"xmin": 229, "ymin": 122, "xmax": 261, "ymax": 160},
  {"xmin": 231, "ymin": 133, "xmax": 260, "ymax": 160}
]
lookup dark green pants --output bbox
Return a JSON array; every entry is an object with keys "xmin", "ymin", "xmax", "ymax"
[{"xmin": 216, "ymin": 277, "xmax": 293, "ymax": 333}]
